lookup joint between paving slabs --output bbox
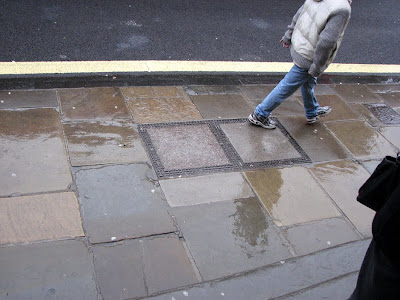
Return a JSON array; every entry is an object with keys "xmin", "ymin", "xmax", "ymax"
[{"xmin": 306, "ymin": 166, "xmax": 365, "ymax": 239}]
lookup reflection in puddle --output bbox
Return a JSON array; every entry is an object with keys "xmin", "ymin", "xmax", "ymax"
[
  {"xmin": 230, "ymin": 198, "xmax": 269, "ymax": 258},
  {"xmin": 312, "ymin": 160, "xmax": 360, "ymax": 182}
]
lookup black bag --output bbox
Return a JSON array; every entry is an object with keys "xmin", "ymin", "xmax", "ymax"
[{"xmin": 357, "ymin": 154, "xmax": 400, "ymax": 212}]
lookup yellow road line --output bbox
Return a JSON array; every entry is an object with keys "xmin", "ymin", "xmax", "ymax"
[{"xmin": 0, "ymin": 60, "xmax": 399, "ymax": 75}]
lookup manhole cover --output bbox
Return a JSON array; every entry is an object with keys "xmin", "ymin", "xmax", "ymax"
[
  {"xmin": 364, "ymin": 104, "xmax": 400, "ymax": 125},
  {"xmin": 139, "ymin": 119, "xmax": 311, "ymax": 178}
]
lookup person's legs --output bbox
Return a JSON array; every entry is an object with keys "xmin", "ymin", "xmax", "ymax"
[
  {"xmin": 254, "ymin": 65, "xmax": 310, "ymax": 118},
  {"xmin": 301, "ymin": 75, "xmax": 319, "ymax": 119}
]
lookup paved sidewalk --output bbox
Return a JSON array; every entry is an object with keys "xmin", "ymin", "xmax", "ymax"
[{"xmin": 1, "ymin": 77, "xmax": 400, "ymax": 299}]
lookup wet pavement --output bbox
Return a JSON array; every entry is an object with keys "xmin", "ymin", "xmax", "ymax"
[{"xmin": 0, "ymin": 79, "xmax": 399, "ymax": 299}]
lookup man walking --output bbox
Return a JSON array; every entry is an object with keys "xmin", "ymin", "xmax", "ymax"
[{"xmin": 249, "ymin": 0, "xmax": 352, "ymax": 129}]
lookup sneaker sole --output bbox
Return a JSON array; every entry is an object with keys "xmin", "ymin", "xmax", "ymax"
[
  {"xmin": 306, "ymin": 116, "xmax": 319, "ymax": 124},
  {"xmin": 248, "ymin": 114, "xmax": 276, "ymax": 129},
  {"xmin": 317, "ymin": 107, "xmax": 332, "ymax": 117}
]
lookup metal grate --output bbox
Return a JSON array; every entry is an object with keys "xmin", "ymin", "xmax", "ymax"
[
  {"xmin": 364, "ymin": 104, "xmax": 400, "ymax": 125},
  {"xmin": 139, "ymin": 118, "xmax": 311, "ymax": 179}
]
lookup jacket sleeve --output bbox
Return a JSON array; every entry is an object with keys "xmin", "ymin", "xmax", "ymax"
[
  {"xmin": 281, "ymin": 5, "xmax": 304, "ymax": 45},
  {"xmin": 309, "ymin": 10, "xmax": 350, "ymax": 77}
]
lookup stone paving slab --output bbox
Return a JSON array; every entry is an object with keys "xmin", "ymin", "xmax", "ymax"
[
  {"xmin": 331, "ymin": 84, "xmax": 383, "ymax": 103},
  {"xmin": 283, "ymin": 218, "xmax": 360, "ymax": 256},
  {"xmin": 349, "ymin": 103, "xmax": 382, "ymax": 127},
  {"xmin": 142, "ymin": 236, "xmax": 199, "ymax": 294},
  {"xmin": 75, "ymin": 164, "xmax": 175, "ymax": 243},
  {"xmin": 92, "ymin": 236, "xmax": 198, "ymax": 300},
  {"xmin": 279, "ymin": 117, "xmax": 349, "ymax": 162},
  {"xmin": 377, "ymin": 92, "xmax": 400, "ymax": 108},
  {"xmin": 189, "ymin": 94, "xmax": 253, "ymax": 119},
  {"xmin": 160, "ymin": 173, "xmax": 254, "ymax": 207},
  {"xmin": 0, "ymin": 108, "xmax": 72, "ymax": 196},
  {"xmin": 123, "ymin": 86, "xmax": 202, "ymax": 124},
  {"xmin": 172, "ymin": 198, "xmax": 292, "ymax": 281},
  {"xmin": 0, "ymin": 240, "xmax": 98, "ymax": 299},
  {"xmin": 0, "ymin": 89, "xmax": 58, "ymax": 109},
  {"xmin": 122, "ymin": 86, "xmax": 187, "ymax": 99},
  {"xmin": 0, "ymin": 192, "xmax": 84, "ymax": 245},
  {"xmin": 317, "ymin": 94, "xmax": 362, "ymax": 122},
  {"xmin": 145, "ymin": 239, "xmax": 370, "ymax": 300},
  {"xmin": 310, "ymin": 160, "xmax": 374, "ymax": 237},
  {"xmin": 93, "ymin": 239, "xmax": 146, "ymax": 300},
  {"xmin": 367, "ymin": 84, "xmax": 400, "ymax": 93},
  {"xmin": 245, "ymin": 167, "xmax": 341, "ymax": 227},
  {"xmin": 63, "ymin": 120, "xmax": 148, "ymax": 166},
  {"xmin": 378, "ymin": 126, "xmax": 400, "ymax": 149},
  {"xmin": 220, "ymin": 121, "xmax": 303, "ymax": 163},
  {"xmin": 58, "ymin": 87, "xmax": 130, "ymax": 120},
  {"xmin": 277, "ymin": 272, "xmax": 358, "ymax": 300},
  {"xmin": 326, "ymin": 120, "xmax": 397, "ymax": 159},
  {"xmin": 126, "ymin": 96, "xmax": 202, "ymax": 124}
]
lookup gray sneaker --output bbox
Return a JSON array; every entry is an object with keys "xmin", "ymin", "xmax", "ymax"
[
  {"xmin": 306, "ymin": 106, "xmax": 332, "ymax": 124},
  {"xmin": 248, "ymin": 112, "xmax": 276, "ymax": 129}
]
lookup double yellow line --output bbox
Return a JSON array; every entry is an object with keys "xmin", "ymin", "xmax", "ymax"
[{"xmin": 0, "ymin": 60, "xmax": 399, "ymax": 75}]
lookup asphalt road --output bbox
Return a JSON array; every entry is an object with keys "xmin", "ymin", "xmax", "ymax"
[{"xmin": 1, "ymin": 0, "xmax": 399, "ymax": 64}]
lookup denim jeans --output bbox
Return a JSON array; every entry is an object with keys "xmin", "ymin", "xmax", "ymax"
[{"xmin": 255, "ymin": 64, "xmax": 319, "ymax": 119}]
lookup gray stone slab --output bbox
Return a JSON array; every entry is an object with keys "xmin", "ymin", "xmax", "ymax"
[
  {"xmin": 58, "ymin": 87, "xmax": 130, "ymax": 120},
  {"xmin": 279, "ymin": 116, "xmax": 349, "ymax": 162},
  {"xmin": 0, "ymin": 240, "xmax": 98, "ymax": 299},
  {"xmin": 92, "ymin": 236, "xmax": 198, "ymax": 299},
  {"xmin": 311, "ymin": 161, "xmax": 374, "ymax": 237},
  {"xmin": 142, "ymin": 236, "xmax": 198, "ymax": 294},
  {"xmin": 75, "ymin": 164, "xmax": 175, "ymax": 243},
  {"xmin": 317, "ymin": 95, "xmax": 362, "ymax": 122},
  {"xmin": 326, "ymin": 121, "xmax": 397, "ymax": 160},
  {"xmin": 245, "ymin": 167, "xmax": 341, "ymax": 227},
  {"xmin": 0, "ymin": 89, "xmax": 58, "ymax": 109},
  {"xmin": 160, "ymin": 173, "xmax": 254, "ymax": 207},
  {"xmin": 361, "ymin": 160, "xmax": 381, "ymax": 174},
  {"xmin": 220, "ymin": 122, "xmax": 302, "ymax": 163},
  {"xmin": 278, "ymin": 272, "xmax": 358, "ymax": 300},
  {"xmin": 189, "ymin": 94, "xmax": 253, "ymax": 119},
  {"xmin": 350, "ymin": 103, "xmax": 382, "ymax": 127},
  {"xmin": 331, "ymin": 84, "xmax": 382, "ymax": 103},
  {"xmin": 367, "ymin": 84, "xmax": 400, "ymax": 93},
  {"xmin": 172, "ymin": 198, "xmax": 292, "ymax": 281},
  {"xmin": 239, "ymin": 85, "xmax": 275, "ymax": 100},
  {"xmin": 0, "ymin": 109, "xmax": 72, "ymax": 196},
  {"xmin": 284, "ymin": 218, "xmax": 361, "ymax": 256},
  {"xmin": 377, "ymin": 92, "xmax": 400, "ymax": 108},
  {"xmin": 63, "ymin": 120, "xmax": 148, "ymax": 166},
  {"xmin": 92, "ymin": 240, "xmax": 147, "ymax": 300},
  {"xmin": 145, "ymin": 239, "xmax": 370, "ymax": 300}
]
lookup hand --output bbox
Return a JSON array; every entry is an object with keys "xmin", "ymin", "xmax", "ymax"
[{"xmin": 280, "ymin": 38, "xmax": 290, "ymax": 48}]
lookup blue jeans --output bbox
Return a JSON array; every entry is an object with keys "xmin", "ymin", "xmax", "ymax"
[{"xmin": 255, "ymin": 65, "xmax": 319, "ymax": 119}]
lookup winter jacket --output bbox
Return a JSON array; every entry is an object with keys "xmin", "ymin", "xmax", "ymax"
[{"xmin": 282, "ymin": 0, "xmax": 351, "ymax": 77}]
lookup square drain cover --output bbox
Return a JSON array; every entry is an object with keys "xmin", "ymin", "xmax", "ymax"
[
  {"xmin": 364, "ymin": 104, "xmax": 400, "ymax": 125},
  {"xmin": 139, "ymin": 119, "xmax": 311, "ymax": 178}
]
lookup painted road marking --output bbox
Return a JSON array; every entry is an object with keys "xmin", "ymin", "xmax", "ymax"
[{"xmin": 0, "ymin": 61, "xmax": 399, "ymax": 75}]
